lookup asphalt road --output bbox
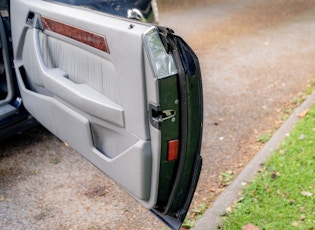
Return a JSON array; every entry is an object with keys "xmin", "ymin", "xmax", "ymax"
[{"xmin": 1, "ymin": 0, "xmax": 315, "ymax": 229}]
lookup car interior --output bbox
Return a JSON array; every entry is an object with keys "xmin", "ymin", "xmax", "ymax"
[{"xmin": 0, "ymin": 1, "xmax": 17, "ymax": 121}]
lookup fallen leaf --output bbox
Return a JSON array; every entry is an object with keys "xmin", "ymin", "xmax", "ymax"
[
  {"xmin": 301, "ymin": 191, "xmax": 313, "ymax": 197},
  {"xmin": 226, "ymin": 206, "xmax": 232, "ymax": 214},
  {"xmin": 226, "ymin": 170, "xmax": 233, "ymax": 175},
  {"xmin": 292, "ymin": 221, "xmax": 299, "ymax": 227},
  {"xmin": 298, "ymin": 109, "xmax": 309, "ymax": 118},
  {"xmin": 242, "ymin": 223, "xmax": 260, "ymax": 230},
  {"xmin": 85, "ymin": 186, "xmax": 108, "ymax": 198},
  {"xmin": 237, "ymin": 196, "xmax": 244, "ymax": 203},
  {"xmin": 271, "ymin": 171, "xmax": 280, "ymax": 180}
]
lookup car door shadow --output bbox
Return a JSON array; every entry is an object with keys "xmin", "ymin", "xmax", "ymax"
[{"xmin": 0, "ymin": 125, "xmax": 56, "ymax": 157}]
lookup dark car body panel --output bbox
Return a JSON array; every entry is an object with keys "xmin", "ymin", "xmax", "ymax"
[{"xmin": 151, "ymin": 30, "xmax": 203, "ymax": 229}]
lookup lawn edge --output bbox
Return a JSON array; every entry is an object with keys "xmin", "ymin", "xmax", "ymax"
[{"xmin": 193, "ymin": 90, "xmax": 315, "ymax": 230}]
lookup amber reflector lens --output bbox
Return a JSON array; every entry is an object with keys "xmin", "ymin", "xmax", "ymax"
[{"xmin": 167, "ymin": 139, "xmax": 179, "ymax": 161}]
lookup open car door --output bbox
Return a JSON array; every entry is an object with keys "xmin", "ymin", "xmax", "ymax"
[{"xmin": 10, "ymin": 0, "xmax": 203, "ymax": 229}]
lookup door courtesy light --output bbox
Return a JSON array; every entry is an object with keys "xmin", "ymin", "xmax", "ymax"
[
  {"xmin": 144, "ymin": 29, "xmax": 178, "ymax": 79},
  {"xmin": 167, "ymin": 139, "xmax": 179, "ymax": 161}
]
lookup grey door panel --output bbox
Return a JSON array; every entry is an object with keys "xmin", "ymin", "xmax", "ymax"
[{"xmin": 11, "ymin": 0, "xmax": 161, "ymax": 207}]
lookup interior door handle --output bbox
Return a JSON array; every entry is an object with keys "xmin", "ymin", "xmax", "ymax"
[{"xmin": 26, "ymin": 11, "xmax": 42, "ymax": 29}]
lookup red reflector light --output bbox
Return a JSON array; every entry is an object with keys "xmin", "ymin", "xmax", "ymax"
[{"xmin": 167, "ymin": 139, "xmax": 179, "ymax": 161}]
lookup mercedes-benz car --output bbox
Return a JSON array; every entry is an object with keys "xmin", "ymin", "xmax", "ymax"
[{"xmin": 0, "ymin": 1, "xmax": 203, "ymax": 229}]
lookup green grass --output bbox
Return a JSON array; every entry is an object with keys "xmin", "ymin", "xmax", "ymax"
[
  {"xmin": 182, "ymin": 203, "xmax": 208, "ymax": 228},
  {"xmin": 257, "ymin": 133, "xmax": 272, "ymax": 144},
  {"xmin": 220, "ymin": 104, "xmax": 315, "ymax": 229}
]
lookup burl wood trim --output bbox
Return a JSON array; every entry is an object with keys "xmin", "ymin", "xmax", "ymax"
[{"xmin": 41, "ymin": 17, "xmax": 110, "ymax": 54}]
